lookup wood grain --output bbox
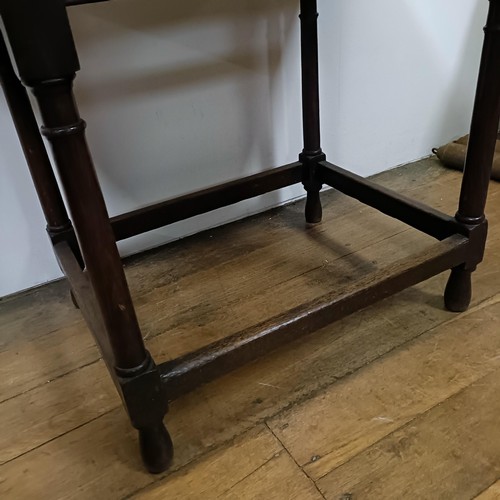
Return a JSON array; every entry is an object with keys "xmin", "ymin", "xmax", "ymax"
[
  {"xmin": 1, "ymin": 159, "xmax": 500, "ymax": 498},
  {"xmin": 0, "ymin": 358, "xmax": 117, "ymax": 465},
  {"xmin": 269, "ymin": 295, "xmax": 500, "ymax": 479},
  {"xmin": 316, "ymin": 367, "xmax": 500, "ymax": 499},
  {"xmin": 0, "ymin": 160, "xmax": 484, "ymax": 401},
  {"xmin": 216, "ymin": 452, "xmax": 322, "ymax": 500},
  {"xmin": 132, "ymin": 427, "xmax": 320, "ymax": 500}
]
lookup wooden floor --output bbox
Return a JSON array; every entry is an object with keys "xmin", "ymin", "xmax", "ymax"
[{"xmin": 2, "ymin": 157, "xmax": 500, "ymax": 499}]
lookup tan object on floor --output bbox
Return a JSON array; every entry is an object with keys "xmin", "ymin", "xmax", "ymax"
[{"xmin": 433, "ymin": 134, "xmax": 500, "ymax": 181}]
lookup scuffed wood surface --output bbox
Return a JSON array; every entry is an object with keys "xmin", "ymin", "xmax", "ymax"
[{"xmin": 1, "ymin": 158, "xmax": 500, "ymax": 498}]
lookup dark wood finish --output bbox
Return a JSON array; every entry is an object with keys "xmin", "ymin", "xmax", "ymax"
[
  {"xmin": 318, "ymin": 160, "xmax": 465, "ymax": 240},
  {"xmin": 299, "ymin": 0, "xmax": 324, "ymax": 223},
  {"xmin": 34, "ymin": 76, "xmax": 147, "ymax": 371},
  {"xmin": 117, "ymin": 355, "xmax": 172, "ymax": 474},
  {"xmin": 2, "ymin": 0, "xmax": 171, "ymax": 472},
  {"xmin": 54, "ymin": 241, "xmax": 115, "ymax": 366},
  {"xmin": 54, "ymin": 240, "xmax": 173, "ymax": 474},
  {"xmin": 0, "ymin": 33, "xmax": 70, "ymax": 234},
  {"xmin": 0, "ymin": 30, "xmax": 84, "ymax": 271},
  {"xmin": 138, "ymin": 424, "xmax": 174, "ymax": 475},
  {"xmin": 444, "ymin": 0, "xmax": 500, "ymax": 311},
  {"xmin": 1, "ymin": 0, "xmax": 498, "ymax": 476},
  {"xmin": 444, "ymin": 266, "xmax": 472, "ymax": 312},
  {"xmin": 457, "ymin": 0, "xmax": 500, "ymax": 225},
  {"xmin": 0, "ymin": 0, "xmax": 80, "ymax": 84},
  {"xmin": 299, "ymin": 0, "xmax": 321, "ymax": 155},
  {"xmin": 110, "ymin": 163, "xmax": 302, "ymax": 241},
  {"xmin": 34, "ymin": 74, "xmax": 172, "ymax": 472},
  {"xmin": 159, "ymin": 235, "xmax": 469, "ymax": 400}
]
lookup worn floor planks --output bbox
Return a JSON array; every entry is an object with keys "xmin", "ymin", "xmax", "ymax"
[
  {"xmin": 315, "ymin": 367, "xmax": 500, "ymax": 500},
  {"xmin": 269, "ymin": 296, "xmax": 500, "ymax": 479},
  {"xmin": 1, "ymin": 158, "xmax": 500, "ymax": 499}
]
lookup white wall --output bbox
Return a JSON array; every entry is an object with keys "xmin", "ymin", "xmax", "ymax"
[{"xmin": 0, "ymin": 0, "xmax": 487, "ymax": 297}]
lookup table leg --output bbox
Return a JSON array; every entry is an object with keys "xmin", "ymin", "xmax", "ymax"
[
  {"xmin": 445, "ymin": 0, "xmax": 500, "ymax": 312},
  {"xmin": 0, "ymin": 0, "xmax": 172, "ymax": 473},
  {"xmin": 0, "ymin": 32, "xmax": 79, "ymax": 248},
  {"xmin": 299, "ymin": 0, "xmax": 325, "ymax": 223}
]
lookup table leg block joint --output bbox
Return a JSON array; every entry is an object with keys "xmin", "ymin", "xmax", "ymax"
[
  {"xmin": 117, "ymin": 355, "xmax": 172, "ymax": 474},
  {"xmin": 300, "ymin": 151, "xmax": 326, "ymax": 224}
]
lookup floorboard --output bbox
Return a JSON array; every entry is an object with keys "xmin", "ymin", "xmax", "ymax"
[{"xmin": 1, "ymin": 158, "xmax": 500, "ymax": 499}]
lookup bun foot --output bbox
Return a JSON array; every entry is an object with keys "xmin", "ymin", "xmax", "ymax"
[
  {"xmin": 138, "ymin": 423, "xmax": 174, "ymax": 474},
  {"xmin": 444, "ymin": 267, "xmax": 472, "ymax": 313},
  {"xmin": 305, "ymin": 190, "xmax": 322, "ymax": 224}
]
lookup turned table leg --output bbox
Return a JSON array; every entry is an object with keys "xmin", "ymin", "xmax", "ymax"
[
  {"xmin": 445, "ymin": 0, "xmax": 500, "ymax": 312},
  {"xmin": 299, "ymin": 0, "xmax": 325, "ymax": 223},
  {"xmin": 0, "ymin": 32, "xmax": 80, "ymax": 255},
  {"xmin": 0, "ymin": 0, "xmax": 172, "ymax": 473}
]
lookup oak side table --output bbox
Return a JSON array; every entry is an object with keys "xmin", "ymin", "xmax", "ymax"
[{"xmin": 1, "ymin": 0, "xmax": 499, "ymax": 473}]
